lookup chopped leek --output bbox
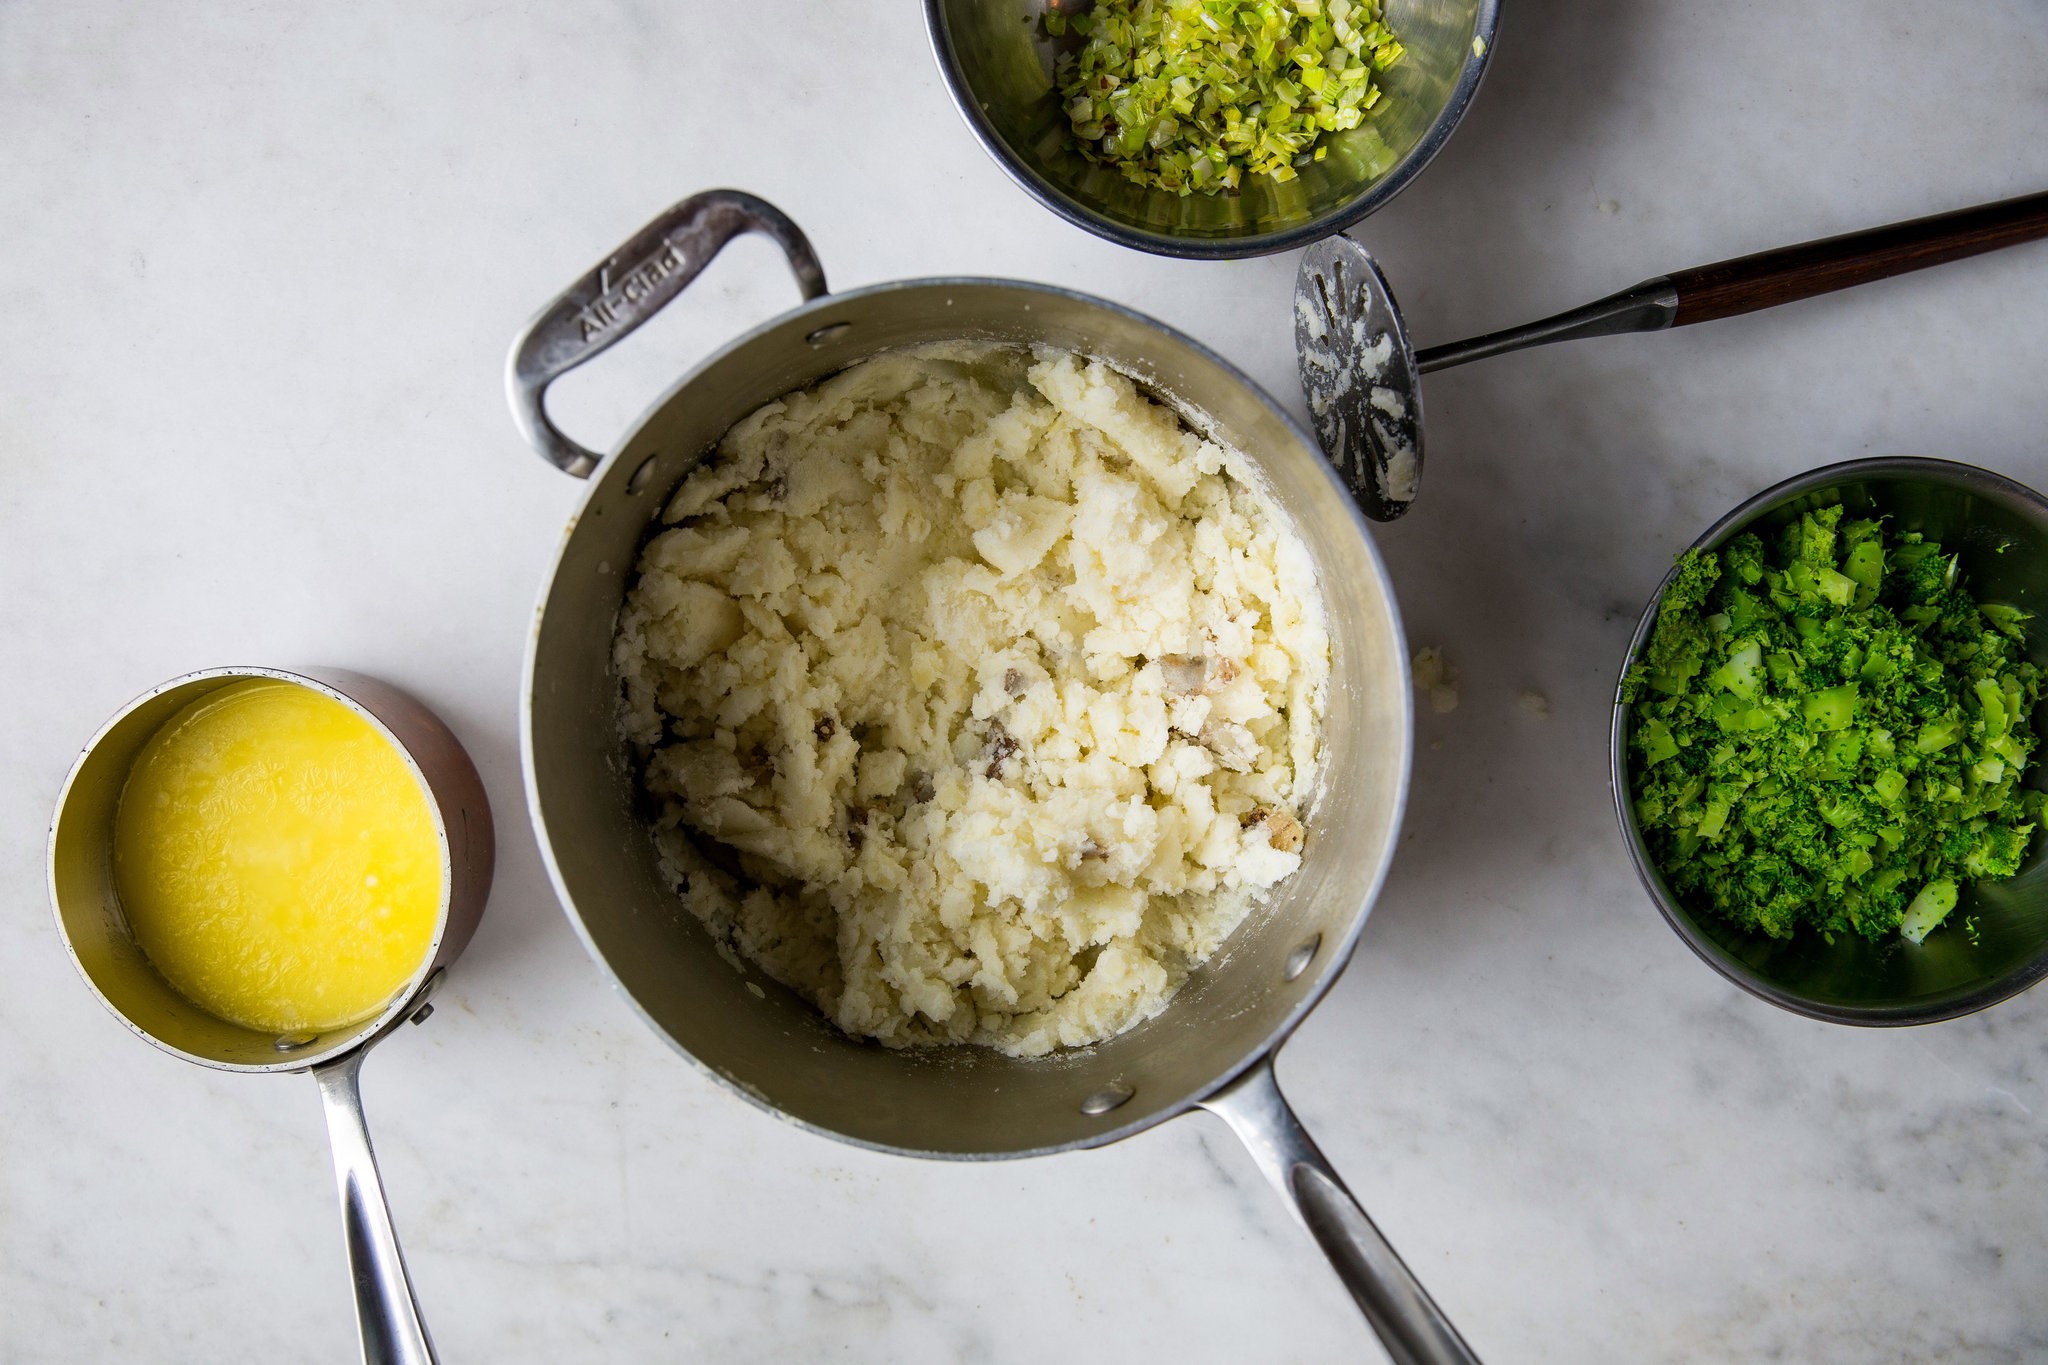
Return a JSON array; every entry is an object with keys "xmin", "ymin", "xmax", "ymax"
[{"xmin": 1052, "ymin": 0, "xmax": 1402, "ymax": 196}]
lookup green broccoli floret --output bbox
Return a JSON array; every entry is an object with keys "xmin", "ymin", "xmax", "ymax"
[
  {"xmin": 1891, "ymin": 536, "xmax": 1955, "ymax": 606},
  {"xmin": 1840, "ymin": 518, "xmax": 1885, "ymax": 604},
  {"xmin": 1665, "ymin": 547, "xmax": 1722, "ymax": 613},
  {"xmin": 1981, "ymin": 603, "xmax": 2030, "ymax": 641},
  {"xmin": 1626, "ymin": 550, "xmax": 1721, "ymax": 698},
  {"xmin": 1783, "ymin": 503, "xmax": 1843, "ymax": 570},
  {"xmin": 1721, "ymin": 534, "xmax": 1767, "ymax": 588},
  {"xmin": 1626, "ymin": 507, "xmax": 2042, "ymax": 943}
]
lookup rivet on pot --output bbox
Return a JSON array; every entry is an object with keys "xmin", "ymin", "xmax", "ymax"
[
  {"xmin": 805, "ymin": 322, "xmax": 852, "ymax": 347},
  {"xmin": 1283, "ymin": 933, "xmax": 1322, "ymax": 982},
  {"xmin": 273, "ymin": 1032, "xmax": 318, "ymax": 1052},
  {"xmin": 1079, "ymin": 1082, "xmax": 1134, "ymax": 1116},
  {"xmin": 625, "ymin": 454, "xmax": 661, "ymax": 495}
]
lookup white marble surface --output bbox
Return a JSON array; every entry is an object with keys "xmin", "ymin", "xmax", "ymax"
[{"xmin": 4, "ymin": 2, "xmax": 2047, "ymax": 1361}]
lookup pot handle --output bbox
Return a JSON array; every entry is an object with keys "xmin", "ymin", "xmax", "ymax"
[
  {"xmin": 313, "ymin": 1047, "xmax": 439, "ymax": 1365},
  {"xmin": 505, "ymin": 189, "xmax": 828, "ymax": 478},
  {"xmin": 1201, "ymin": 1057, "xmax": 1481, "ymax": 1365}
]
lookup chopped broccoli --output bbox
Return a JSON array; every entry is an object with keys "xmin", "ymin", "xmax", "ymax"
[
  {"xmin": 1899, "ymin": 879, "xmax": 1958, "ymax": 944},
  {"xmin": 1640, "ymin": 550, "xmax": 1720, "ymax": 695},
  {"xmin": 1624, "ymin": 509, "xmax": 2041, "ymax": 942}
]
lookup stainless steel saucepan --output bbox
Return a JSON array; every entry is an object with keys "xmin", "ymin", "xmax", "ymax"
[
  {"xmin": 509, "ymin": 190, "xmax": 1472, "ymax": 1364},
  {"xmin": 49, "ymin": 666, "xmax": 496, "ymax": 1365}
]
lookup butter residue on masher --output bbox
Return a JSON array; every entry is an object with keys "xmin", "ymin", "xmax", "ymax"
[{"xmin": 613, "ymin": 343, "xmax": 1331, "ymax": 1057}]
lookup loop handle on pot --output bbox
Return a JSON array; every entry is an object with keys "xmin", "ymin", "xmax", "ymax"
[
  {"xmin": 505, "ymin": 189, "xmax": 828, "ymax": 478},
  {"xmin": 1201, "ymin": 1057, "xmax": 1482, "ymax": 1365}
]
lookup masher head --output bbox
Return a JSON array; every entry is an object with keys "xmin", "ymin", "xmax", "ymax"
[{"xmin": 1295, "ymin": 236, "xmax": 1425, "ymax": 522}]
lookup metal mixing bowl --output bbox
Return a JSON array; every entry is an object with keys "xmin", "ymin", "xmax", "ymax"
[
  {"xmin": 1611, "ymin": 458, "xmax": 2048, "ymax": 1025},
  {"xmin": 924, "ymin": 0, "xmax": 1500, "ymax": 258}
]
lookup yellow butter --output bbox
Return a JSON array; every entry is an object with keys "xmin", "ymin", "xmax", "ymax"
[{"xmin": 113, "ymin": 679, "xmax": 442, "ymax": 1034}]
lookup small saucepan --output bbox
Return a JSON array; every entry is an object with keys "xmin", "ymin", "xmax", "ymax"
[
  {"xmin": 49, "ymin": 667, "xmax": 495, "ymax": 1365},
  {"xmin": 509, "ymin": 190, "xmax": 1474, "ymax": 1364}
]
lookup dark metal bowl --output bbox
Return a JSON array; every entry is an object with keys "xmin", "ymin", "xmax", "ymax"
[
  {"xmin": 1611, "ymin": 457, "xmax": 2048, "ymax": 1025},
  {"xmin": 924, "ymin": 0, "xmax": 1500, "ymax": 259}
]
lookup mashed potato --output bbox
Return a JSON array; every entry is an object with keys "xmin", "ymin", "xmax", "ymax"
[{"xmin": 614, "ymin": 343, "xmax": 1330, "ymax": 1056}]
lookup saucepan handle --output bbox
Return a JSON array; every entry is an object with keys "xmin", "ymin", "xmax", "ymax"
[
  {"xmin": 1200, "ymin": 1057, "xmax": 1481, "ymax": 1365},
  {"xmin": 313, "ymin": 1048, "xmax": 439, "ymax": 1365},
  {"xmin": 505, "ymin": 188, "xmax": 829, "ymax": 478}
]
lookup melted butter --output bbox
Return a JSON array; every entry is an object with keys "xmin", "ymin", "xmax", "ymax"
[{"xmin": 113, "ymin": 679, "xmax": 442, "ymax": 1034}]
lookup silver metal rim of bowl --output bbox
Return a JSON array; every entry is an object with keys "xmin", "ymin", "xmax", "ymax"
[
  {"xmin": 922, "ymin": 0, "xmax": 1504, "ymax": 260},
  {"xmin": 1608, "ymin": 455, "xmax": 2048, "ymax": 1026}
]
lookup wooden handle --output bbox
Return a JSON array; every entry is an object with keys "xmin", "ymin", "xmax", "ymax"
[{"xmin": 1668, "ymin": 190, "xmax": 2048, "ymax": 327}]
